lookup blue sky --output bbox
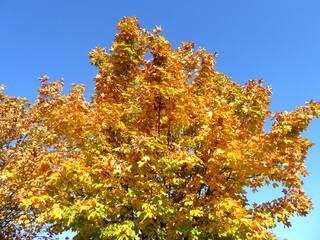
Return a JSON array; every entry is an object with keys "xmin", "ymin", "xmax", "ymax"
[{"xmin": 1, "ymin": 1, "xmax": 319, "ymax": 239}]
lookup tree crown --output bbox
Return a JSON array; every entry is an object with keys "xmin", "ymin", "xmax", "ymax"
[{"xmin": 1, "ymin": 17, "xmax": 320, "ymax": 240}]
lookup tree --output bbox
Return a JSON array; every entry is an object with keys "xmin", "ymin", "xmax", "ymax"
[
  {"xmin": 0, "ymin": 88, "xmax": 56, "ymax": 239},
  {"xmin": 0, "ymin": 87, "xmax": 30, "ymax": 239},
  {"xmin": 1, "ymin": 17, "xmax": 320, "ymax": 239}
]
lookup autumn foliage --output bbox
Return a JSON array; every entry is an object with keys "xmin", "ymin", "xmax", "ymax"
[{"xmin": 1, "ymin": 17, "xmax": 320, "ymax": 239}]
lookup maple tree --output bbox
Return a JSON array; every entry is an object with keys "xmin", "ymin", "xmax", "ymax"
[
  {"xmin": 1, "ymin": 17, "xmax": 320, "ymax": 239},
  {"xmin": 0, "ymin": 87, "xmax": 30, "ymax": 239}
]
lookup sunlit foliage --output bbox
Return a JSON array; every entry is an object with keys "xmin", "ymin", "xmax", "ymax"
[{"xmin": 1, "ymin": 17, "xmax": 320, "ymax": 239}]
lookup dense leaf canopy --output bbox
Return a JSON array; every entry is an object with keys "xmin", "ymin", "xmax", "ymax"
[{"xmin": 1, "ymin": 17, "xmax": 320, "ymax": 239}]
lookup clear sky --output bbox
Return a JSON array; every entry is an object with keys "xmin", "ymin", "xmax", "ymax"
[{"xmin": 1, "ymin": 1, "xmax": 319, "ymax": 239}]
